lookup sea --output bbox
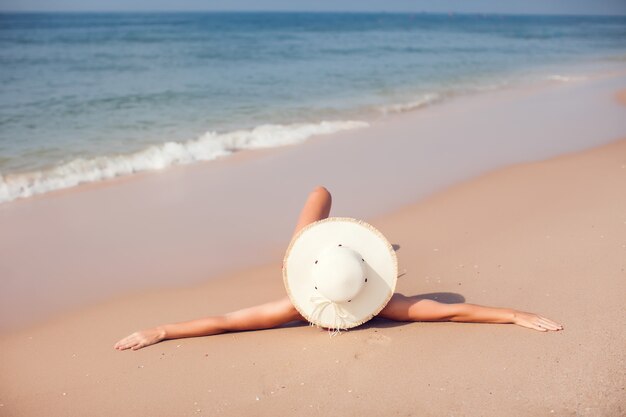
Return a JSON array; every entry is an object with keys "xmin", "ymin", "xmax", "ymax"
[{"xmin": 1, "ymin": 12, "xmax": 625, "ymax": 203}]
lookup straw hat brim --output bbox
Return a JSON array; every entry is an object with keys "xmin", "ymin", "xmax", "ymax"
[{"xmin": 283, "ymin": 217, "xmax": 398, "ymax": 329}]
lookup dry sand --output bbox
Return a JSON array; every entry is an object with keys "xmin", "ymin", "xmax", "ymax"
[{"xmin": 1, "ymin": 137, "xmax": 626, "ymax": 416}]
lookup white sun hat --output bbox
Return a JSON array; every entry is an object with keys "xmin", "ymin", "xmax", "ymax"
[{"xmin": 283, "ymin": 217, "xmax": 398, "ymax": 331}]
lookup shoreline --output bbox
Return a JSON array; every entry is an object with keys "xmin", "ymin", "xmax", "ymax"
[
  {"xmin": 1, "ymin": 70, "xmax": 625, "ymax": 332},
  {"xmin": 1, "ymin": 132, "xmax": 625, "ymax": 416},
  {"xmin": 1, "ymin": 61, "xmax": 624, "ymax": 206}
]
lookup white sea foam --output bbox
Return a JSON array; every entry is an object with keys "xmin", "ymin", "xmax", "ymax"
[
  {"xmin": 0, "ymin": 120, "xmax": 368, "ymax": 204},
  {"xmin": 547, "ymin": 74, "xmax": 587, "ymax": 82},
  {"xmin": 378, "ymin": 93, "xmax": 441, "ymax": 115},
  {"xmin": 377, "ymin": 83, "xmax": 508, "ymax": 115}
]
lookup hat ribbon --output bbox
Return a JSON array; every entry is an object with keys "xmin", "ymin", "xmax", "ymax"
[{"xmin": 310, "ymin": 296, "xmax": 350, "ymax": 335}]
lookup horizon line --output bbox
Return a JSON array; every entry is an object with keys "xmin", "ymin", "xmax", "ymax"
[{"xmin": 1, "ymin": 10, "xmax": 625, "ymax": 17}]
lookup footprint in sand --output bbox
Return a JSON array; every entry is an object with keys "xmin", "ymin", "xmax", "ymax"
[
  {"xmin": 354, "ymin": 333, "xmax": 392, "ymax": 360},
  {"xmin": 365, "ymin": 333, "xmax": 392, "ymax": 346}
]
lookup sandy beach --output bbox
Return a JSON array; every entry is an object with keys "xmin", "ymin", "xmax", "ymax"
[{"xmin": 1, "ymin": 76, "xmax": 626, "ymax": 416}]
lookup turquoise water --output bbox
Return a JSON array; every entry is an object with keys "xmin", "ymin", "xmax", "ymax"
[{"xmin": 1, "ymin": 12, "xmax": 625, "ymax": 202}]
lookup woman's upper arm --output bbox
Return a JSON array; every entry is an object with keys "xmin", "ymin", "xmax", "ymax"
[
  {"xmin": 379, "ymin": 295, "xmax": 462, "ymax": 322},
  {"xmin": 408, "ymin": 299, "xmax": 461, "ymax": 321}
]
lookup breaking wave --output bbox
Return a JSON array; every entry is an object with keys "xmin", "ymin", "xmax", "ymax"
[
  {"xmin": 0, "ymin": 120, "xmax": 368, "ymax": 203},
  {"xmin": 547, "ymin": 74, "xmax": 587, "ymax": 82},
  {"xmin": 378, "ymin": 93, "xmax": 441, "ymax": 115}
]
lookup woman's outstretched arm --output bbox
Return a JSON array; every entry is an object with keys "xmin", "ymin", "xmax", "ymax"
[
  {"xmin": 114, "ymin": 297, "xmax": 304, "ymax": 351},
  {"xmin": 378, "ymin": 294, "xmax": 563, "ymax": 332}
]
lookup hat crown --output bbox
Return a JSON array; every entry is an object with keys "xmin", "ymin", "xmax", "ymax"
[{"xmin": 312, "ymin": 245, "xmax": 365, "ymax": 303}]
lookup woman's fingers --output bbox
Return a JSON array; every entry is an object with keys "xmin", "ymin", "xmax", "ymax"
[
  {"xmin": 518, "ymin": 319, "xmax": 543, "ymax": 331},
  {"xmin": 117, "ymin": 340, "xmax": 138, "ymax": 350},
  {"xmin": 114, "ymin": 330, "xmax": 160, "ymax": 350},
  {"xmin": 537, "ymin": 316, "xmax": 563, "ymax": 330},
  {"xmin": 114, "ymin": 333, "xmax": 142, "ymax": 350},
  {"xmin": 540, "ymin": 316, "xmax": 563, "ymax": 329},
  {"xmin": 536, "ymin": 318, "xmax": 555, "ymax": 329},
  {"xmin": 538, "ymin": 319, "xmax": 561, "ymax": 331},
  {"xmin": 514, "ymin": 311, "xmax": 563, "ymax": 332},
  {"xmin": 531, "ymin": 316, "xmax": 562, "ymax": 332}
]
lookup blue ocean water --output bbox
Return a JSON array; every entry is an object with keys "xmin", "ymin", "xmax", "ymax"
[{"xmin": 1, "ymin": 12, "xmax": 625, "ymax": 202}]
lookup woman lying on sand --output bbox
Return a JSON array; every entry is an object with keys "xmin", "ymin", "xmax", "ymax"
[{"xmin": 114, "ymin": 186, "xmax": 563, "ymax": 351}]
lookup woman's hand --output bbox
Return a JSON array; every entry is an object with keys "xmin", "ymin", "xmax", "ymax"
[
  {"xmin": 114, "ymin": 327, "xmax": 166, "ymax": 351},
  {"xmin": 512, "ymin": 311, "xmax": 563, "ymax": 332}
]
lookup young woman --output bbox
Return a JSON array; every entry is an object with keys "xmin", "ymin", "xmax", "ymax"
[{"xmin": 114, "ymin": 186, "xmax": 563, "ymax": 351}]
